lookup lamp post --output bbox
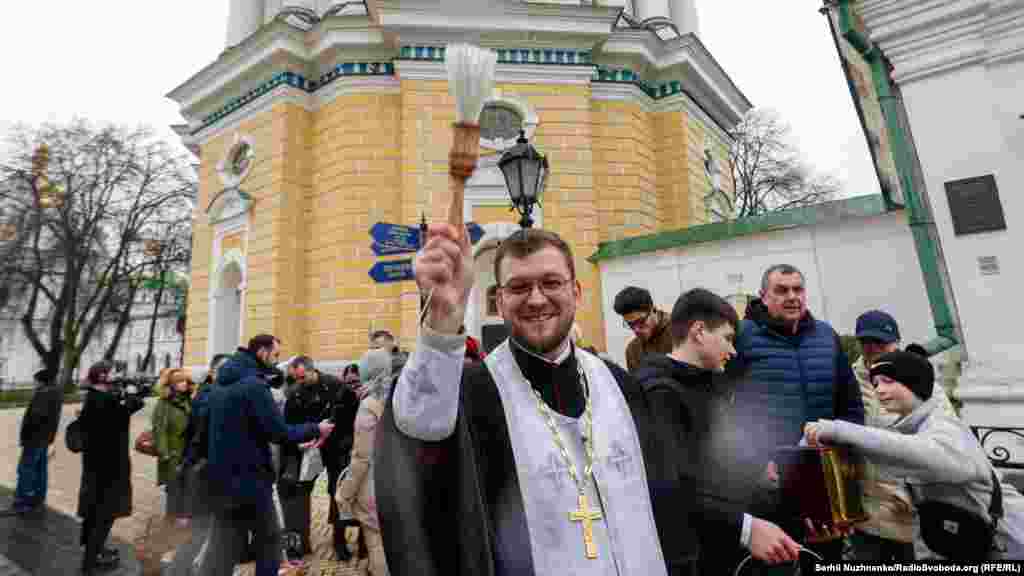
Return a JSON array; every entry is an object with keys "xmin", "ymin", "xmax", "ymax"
[{"xmin": 499, "ymin": 130, "xmax": 549, "ymax": 229}]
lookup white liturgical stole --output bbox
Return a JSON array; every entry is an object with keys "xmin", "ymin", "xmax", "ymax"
[{"xmin": 484, "ymin": 342, "xmax": 667, "ymax": 576}]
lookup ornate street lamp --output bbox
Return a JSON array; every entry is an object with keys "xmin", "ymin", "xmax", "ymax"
[{"xmin": 499, "ymin": 130, "xmax": 549, "ymax": 229}]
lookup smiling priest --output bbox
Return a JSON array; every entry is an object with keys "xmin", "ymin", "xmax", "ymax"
[{"xmin": 376, "ymin": 225, "xmax": 670, "ymax": 576}]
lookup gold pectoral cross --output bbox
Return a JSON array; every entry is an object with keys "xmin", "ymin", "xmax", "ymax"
[{"xmin": 568, "ymin": 493, "xmax": 603, "ymax": 559}]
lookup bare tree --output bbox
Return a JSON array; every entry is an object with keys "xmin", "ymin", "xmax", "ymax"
[
  {"xmin": 0, "ymin": 120, "xmax": 196, "ymax": 387},
  {"xmin": 711, "ymin": 109, "xmax": 840, "ymax": 220},
  {"xmin": 138, "ymin": 226, "xmax": 191, "ymax": 374}
]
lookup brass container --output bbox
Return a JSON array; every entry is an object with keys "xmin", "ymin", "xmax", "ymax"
[{"xmin": 776, "ymin": 446, "xmax": 869, "ymax": 534}]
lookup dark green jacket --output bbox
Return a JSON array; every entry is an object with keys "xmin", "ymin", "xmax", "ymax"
[{"xmin": 152, "ymin": 393, "xmax": 191, "ymax": 486}]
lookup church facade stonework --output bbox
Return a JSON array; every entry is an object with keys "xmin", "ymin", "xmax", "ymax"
[{"xmin": 168, "ymin": 0, "xmax": 750, "ymax": 367}]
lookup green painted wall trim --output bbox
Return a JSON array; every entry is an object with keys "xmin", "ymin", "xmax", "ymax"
[
  {"xmin": 588, "ymin": 195, "xmax": 889, "ymax": 263},
  {"xmin": 835, "ymin": 0, "xmax": 959, "ymax": 355}
]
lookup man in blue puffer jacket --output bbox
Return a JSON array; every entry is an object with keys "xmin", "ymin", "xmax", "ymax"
[
  {"xmin": 730, "ymin": 264, "xmax": 864, "ymax": 569},
  {"xmin": 206, "ymin": 334, "xmax": 335, "ymax": 576}
]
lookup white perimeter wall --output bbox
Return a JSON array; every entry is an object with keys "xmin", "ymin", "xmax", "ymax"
[{"xmin": 599, "ymin": 210, "xmax": 934, "ymax": 370}]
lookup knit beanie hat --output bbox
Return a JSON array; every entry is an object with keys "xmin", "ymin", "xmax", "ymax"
[{"xmin": 869, "ymin": 350, "xmax": 934, "ymax": 401}]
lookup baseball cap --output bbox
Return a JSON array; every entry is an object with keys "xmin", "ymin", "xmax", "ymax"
[{"xmin": 855, "ymin": 310, "xmax": 900, "ymax": 344}]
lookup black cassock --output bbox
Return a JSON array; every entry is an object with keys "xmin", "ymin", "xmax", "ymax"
[{"xmin": 374, "ymin": 344, "xmax": 681, "ymax": 576}]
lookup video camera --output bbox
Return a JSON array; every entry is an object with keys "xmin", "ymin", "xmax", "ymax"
[{"xmin": 109, "ymin": 375, "xmax": 158, "ymax": 400}]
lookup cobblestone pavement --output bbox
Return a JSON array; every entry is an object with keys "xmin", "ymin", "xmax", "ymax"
[{"xmin": 0, "ymin": 400, "xmax": 162, "ymax": 545}]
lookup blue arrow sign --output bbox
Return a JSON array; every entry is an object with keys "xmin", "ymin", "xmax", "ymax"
[
  {"xmin": 368, "ymin": 259, "xmax": 415, "ymax": 283},
  {"xmin": 371, "ymin": 241, "xmax": 418, "ymax": 257},
  {"xmin": 370, "ymin": 221, "xmax": 486, "ymax": 254},
  {"xmin": 370, "ymin": 222, "xmax": 421, "ymax": 251}
]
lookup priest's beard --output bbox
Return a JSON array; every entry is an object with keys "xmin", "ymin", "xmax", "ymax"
[{"xmin": 504, "ymin": 312, "xmax": 574, "ymax": 358}]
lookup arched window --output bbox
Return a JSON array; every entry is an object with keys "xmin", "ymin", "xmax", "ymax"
[{"xmin": 480, "ymin": 103, "xmax": 523, "ymax": 144}]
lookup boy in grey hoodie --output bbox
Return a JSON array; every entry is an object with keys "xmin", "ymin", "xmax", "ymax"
[{"xmin": 805, "ymin": 351, "xmax": 1024, "ymax": 560}]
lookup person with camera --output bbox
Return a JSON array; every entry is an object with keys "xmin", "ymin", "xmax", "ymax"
[
  {"xmin": 205, "ymin": 335, "xmax": 335, "ymax": 576},
  {"xmin": 804, "ymin": 351, "xmax": 1024, "ymax": 560},
  {"xmin": 76, "ymin": 361, "xmax": 146, "ymax": 575}
]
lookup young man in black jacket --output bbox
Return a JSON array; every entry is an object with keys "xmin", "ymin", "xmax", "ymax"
[
  {"xmin": 636, "ymin": 289, "xmax": 801, "ymax": 574},
  {"xmin": 1, "ymin": 369, "xmax": 63, "ymax": 516}
]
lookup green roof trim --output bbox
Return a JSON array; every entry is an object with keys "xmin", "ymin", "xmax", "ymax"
[{"xmin": 588, "ymin": 195, "xmax": 892, "ymax": 263}]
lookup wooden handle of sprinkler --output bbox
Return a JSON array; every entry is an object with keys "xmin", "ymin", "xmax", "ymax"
[
  {"xmin": 448, "ymin": 173, "xmax": 467, "ymax": 234},
  {"xmin": 448, "ymin": 122, "xmax": 481, "ymax": 238}
]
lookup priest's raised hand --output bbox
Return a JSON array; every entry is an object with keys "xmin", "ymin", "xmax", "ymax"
[{"xmin": 415, "ymin": 223, "xmax": 475, "ymax": 335}]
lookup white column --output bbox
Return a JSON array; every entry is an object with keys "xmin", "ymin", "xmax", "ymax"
[
  {"xmin": 633, "ymin": 0, "xmax": 671, "ymax": 22},
  {"xmin": 669, "ymin": 0, "xmax": 699, "ymax": 35},
  {"xmin": 226, "ymin": 0, "xmax": 265, "ymax": 48}
]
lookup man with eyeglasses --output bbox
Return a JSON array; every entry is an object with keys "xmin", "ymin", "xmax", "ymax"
[
  {"xmin": 614, "ymin": 286, "xmax": 674, "ymax": 372},
  {"xmin": 728, "ymin": 264, "xmax": 864, "ymax": 572},
  {"xmin": 377, "ymin": 226, "xmax": 671, "ymax": 575}
]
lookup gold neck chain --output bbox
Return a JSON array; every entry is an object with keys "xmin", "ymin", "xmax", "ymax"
[{"xmin": 529, "ymin": 362, "xmax": 595, "ymax": 495}]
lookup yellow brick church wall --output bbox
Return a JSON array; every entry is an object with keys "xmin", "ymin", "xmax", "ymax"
[
  {"xmin": 505, "ymin": 83, "xmax": 604, "ymax": 352},
  {"xmin": 187, "ymin": 79, "xmax": 725, "ymax": 362},
  {"xmin": 592, "ymin": 101, "xmax": 657, "ymax": 242},
  {"xmin": 185, "ymin": 110, "xmax": 277, "ymax": 366},
  {"xmin": 307, "ymin": 93, "xmax": 402, "ymax": 360}
]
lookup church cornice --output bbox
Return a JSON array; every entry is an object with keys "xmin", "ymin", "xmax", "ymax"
[
  {"xmin": 168, "ymin": 2, "xmax": 751, "ymax": 146},
  {"xmin": 597, "ymin": 30, "xmax": 751, "ymax": 127},
  {"xmin": 860, "ymin": 0, "xmax": 1024, "ymax": 84},
  {"xmin": 590, "ymin": 82, "xmax": 735, "ymax": 145},
  {"xmin": 371, "ymin": 0, "xmax": 622, "ymax": 38}
]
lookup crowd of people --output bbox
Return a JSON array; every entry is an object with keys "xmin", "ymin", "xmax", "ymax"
[{"xmin": 3, "ymin": 225, "xmax": 1024, "ymax": 575}]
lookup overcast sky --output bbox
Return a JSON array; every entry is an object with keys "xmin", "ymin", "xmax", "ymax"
[{"xmin": 0, "ymin": 1, "xmax": 877, "ymax": 197}]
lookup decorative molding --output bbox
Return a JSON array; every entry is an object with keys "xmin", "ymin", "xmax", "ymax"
[
  {"xmin": 394, "ymin": 59, "xmax": 596, "ymax": 85},
  {"xmin": 207, "ymin": 188, "xmax": 253, "ymax": 226},
  {"xmin": 861, "ymin": 0, "xmax": 1024, "ymax": 84},
  {"xmin": 186, "ymin": 84, "xmax": 313, "ymax": 144},
  {"xmin": 167, "ymin": 23, "xmax": 309, "ymax": 112},
  {"xmin": 373, "ymin": 0, "xmax": 621, "ymax": 37},
  {"xmin": 200, "ymin": 71, "xmax": 313, "ymax": 130},
  {"xmin": 591, "ymin": 65, "xmax": 734, "ymax": 142},
  {"xmin": 590, "ymin": 82, "xmax": 656, "ymax": 113},
  {"xmin": 398, "ymin": 45, "xmax": 593, "ymax": 65},
  {"xmin": 495, "ymin": 64, "xmax": 595, "ymax": 85},
  {"xmin": 215, "ymin": 133, "xmax": 256, "ymax": 190},
  {"xmin": 315, "ymin": 61, "xmax": 394, "ymax": 88},
  {"xmin": 313, "ymin": 75, "xmax": 400, "ymax": 106},
  {"xmin": 653, "ymin": 92, "xmax": 734, "ymax": 145},
  {"xmin": 392, "ymin": 59, "xmax": 444, "ymax": 81}
]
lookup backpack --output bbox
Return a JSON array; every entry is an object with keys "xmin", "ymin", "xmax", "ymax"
[
  {"xmin": 65, "ymin": 416, "xmax": 85, "ymax": 453},
  {"xmin": 910, "ymin": 469, "xmax": 1004, "ymax": 560},
  {"xmin": 65, "ymin": 395, "xmax": 89, "ymax": 453}
]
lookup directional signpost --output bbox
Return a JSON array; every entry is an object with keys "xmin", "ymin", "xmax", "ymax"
[
  {"xmin": 368, "ymin": 259, "xmax": 415, "ymax": 283},
  {"xmin": 369, "ymin": 221, "xmax": 487, "ymax": 261}
]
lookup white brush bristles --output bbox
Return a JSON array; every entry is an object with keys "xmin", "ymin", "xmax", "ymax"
[{"xmin": 446, "ymin": 43, "xmax": 497, "ymax": 125}]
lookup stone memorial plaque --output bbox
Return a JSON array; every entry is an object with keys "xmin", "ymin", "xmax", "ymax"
[{"xmin": 945, "ymin": 175, "xmax": 1006, "ymax": 236}]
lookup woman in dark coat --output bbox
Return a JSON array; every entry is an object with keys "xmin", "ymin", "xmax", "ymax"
[{"xmin": 77, "ymin": 361, "xmax": 145, "ymax": 575}]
